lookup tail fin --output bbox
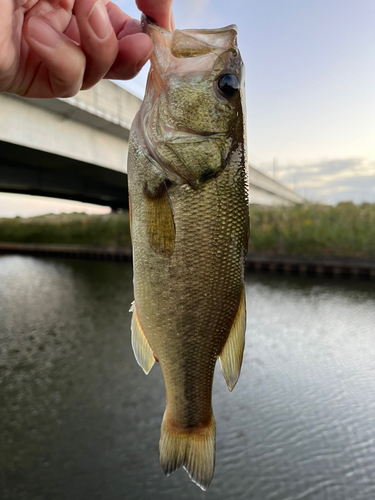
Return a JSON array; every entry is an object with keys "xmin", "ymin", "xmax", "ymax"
[{"xmin": 159, "ymin": 413, "xmax": 216, "ymax": 491}]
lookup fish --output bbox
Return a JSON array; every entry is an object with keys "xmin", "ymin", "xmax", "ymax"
[{"xmin": 127, "ymin": 16, "xmax": 249, "ymax": 490}]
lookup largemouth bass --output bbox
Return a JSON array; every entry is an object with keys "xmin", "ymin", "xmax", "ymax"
[{"xmin": 128, "ymin": 16, "xmax": 249, "ymax": 490}]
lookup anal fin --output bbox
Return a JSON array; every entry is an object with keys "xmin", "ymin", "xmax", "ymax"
[
  {"xmin": 219, "ymin": 288, "xmax": 246, "ymax": 391},
  {"xmin": 130, "ymin": 302, "xmax": 155, "ymax": 374}
]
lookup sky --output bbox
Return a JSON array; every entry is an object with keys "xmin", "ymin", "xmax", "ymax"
[{"xmin": 1, "ymin": 0, "xmax": 374, "ymax": 217}]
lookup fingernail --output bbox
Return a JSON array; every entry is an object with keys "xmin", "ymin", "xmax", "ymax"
[
  {"xmin": 28, "ymin": 17, "xmax": 62, "ymax": 48},
  {"xmin": 88, "ymin": 1, "xmax": 111, "ymax": 40},
  {"xmin": 136, "ymin": 48, "xmax": 153, "ymax": 73}
]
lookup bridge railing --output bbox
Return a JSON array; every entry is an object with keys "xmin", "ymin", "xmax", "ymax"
[{"xmin": 61, "ymin": 80, "xmax": 142, "ymax": 130}]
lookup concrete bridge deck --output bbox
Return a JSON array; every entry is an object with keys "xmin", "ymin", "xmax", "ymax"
[{"xmin": 0, "ymin": 81, "xmax": 304, "ymax": 209}]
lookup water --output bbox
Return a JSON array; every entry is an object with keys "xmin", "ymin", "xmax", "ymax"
[{"xmin": 1, "ymin": 256, "xmax": 375, "ymax": 500}]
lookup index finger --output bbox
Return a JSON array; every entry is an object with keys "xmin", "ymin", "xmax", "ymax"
[
  {"xmin": 0, "ymin": 0, "xmax": 18, "ymax": 89},
  {"xmin": 135, "ymin": 0, "xmax": 174, "ymax": 31}
]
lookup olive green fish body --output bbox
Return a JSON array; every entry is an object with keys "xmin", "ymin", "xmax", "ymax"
[{"xmin": 128, "ymin": 17, "xmax": 249, "ymax": 490}]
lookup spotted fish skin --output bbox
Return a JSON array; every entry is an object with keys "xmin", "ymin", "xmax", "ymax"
[{"xmin": 128, "ymin": 16, "xmax": 249, "ymax": 490}]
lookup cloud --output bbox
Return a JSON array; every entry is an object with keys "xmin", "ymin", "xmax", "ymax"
[
  {"xmin": 258, "ymin": 157, "xmax": 375, "ymax": 205},
  {"xmin": 278, "ymin": 158, "xmax": 363, "ymax": 182},
  {"xmin": 325, "ymin": 174, "xmax": 375, "ymax": 189}
]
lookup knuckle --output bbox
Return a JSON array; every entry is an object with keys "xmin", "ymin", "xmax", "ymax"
[{"xmin": 51, "ymin": 59, "xmax": 85, "ymax": 97}]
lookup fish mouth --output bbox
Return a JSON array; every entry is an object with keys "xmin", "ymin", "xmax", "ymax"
[
  {"xmin": 141, "ymin": 15, "xmax": 238, "ymax": 41},
  {"xmin": 141, "ymin": 15, "xmax": 239, "ymax": 83}
]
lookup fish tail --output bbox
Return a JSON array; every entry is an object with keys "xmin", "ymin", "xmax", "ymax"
[{"xmin": 159, "ymin": 412, "xmax": 215, "ymax": 491}]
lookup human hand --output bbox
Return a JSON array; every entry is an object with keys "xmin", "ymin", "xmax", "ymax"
[{"xmin": 0, "ymin": 0, "xmax": 173, "ymax": 98}]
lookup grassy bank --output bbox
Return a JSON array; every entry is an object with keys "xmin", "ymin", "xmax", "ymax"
[
  {"xmin": 249, "ymin": 202, "xmax": 375, "ymax": 258},
  {"xmin": 0, "ymin": 212, "xmax": 131, "ymax": 247},
  {"xmin": 0, "ymin": 202, "xmax": 374, "ymax": 258}
]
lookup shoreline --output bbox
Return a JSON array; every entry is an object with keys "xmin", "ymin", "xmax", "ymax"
[{"xmin": 1, "ymin": 242, "xmax": 374, "ymax": 277}]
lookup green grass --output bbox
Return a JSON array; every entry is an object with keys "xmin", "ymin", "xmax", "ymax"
[
  {"xmin": 0, "ymin": 212, "xmax": 131, "ymax": 247},
  {"xmin": 249, "ymin": 202, "xmax": 375, "ymax": 258},
  {"xmin": 1, "ymin": 202, "xmax": 375, "ymax": 258}
]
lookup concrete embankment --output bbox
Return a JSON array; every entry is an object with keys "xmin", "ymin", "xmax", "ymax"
[
  {"xmin": 0, "ymin": 242, "xmax": 374, "ymax": 277},
  {"xmin": 0, "ymin": 242, "xmax": 132, "ymax": 261},
  {"xmin": 246, "ymin": 253, "xmax": 375, "ymax": 277}
]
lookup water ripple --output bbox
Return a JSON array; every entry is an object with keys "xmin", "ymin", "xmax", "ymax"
[{"xmin": 2, "ymin": 259, "xmax": 375, "ymax": 499}]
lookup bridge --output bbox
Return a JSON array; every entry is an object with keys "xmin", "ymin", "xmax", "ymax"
[{"xmin": 0, "ymin": 81, "xmax": 304, "ymax": 210}]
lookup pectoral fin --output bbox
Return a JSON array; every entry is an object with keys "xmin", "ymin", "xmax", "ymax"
[
  {"xmin": 219, "ymin": 288, "xmax": 246, "ymax": 391},
  {"xmin": 144, "ymin": 182, "xmax": 175, "ymax": 258},
  {"xmin": 130, "ymin": 302, "xmax": 155, "ymax": 374}
]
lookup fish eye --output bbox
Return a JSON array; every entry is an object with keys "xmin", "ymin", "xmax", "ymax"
[{"xmin": 217, "ymin": 74, "xmax": 240, "ymax": 98}]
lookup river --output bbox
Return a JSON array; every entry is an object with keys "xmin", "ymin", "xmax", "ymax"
[{"xmin": 1, "ymin": 255, "xmax": 375, "ymax": 500}]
